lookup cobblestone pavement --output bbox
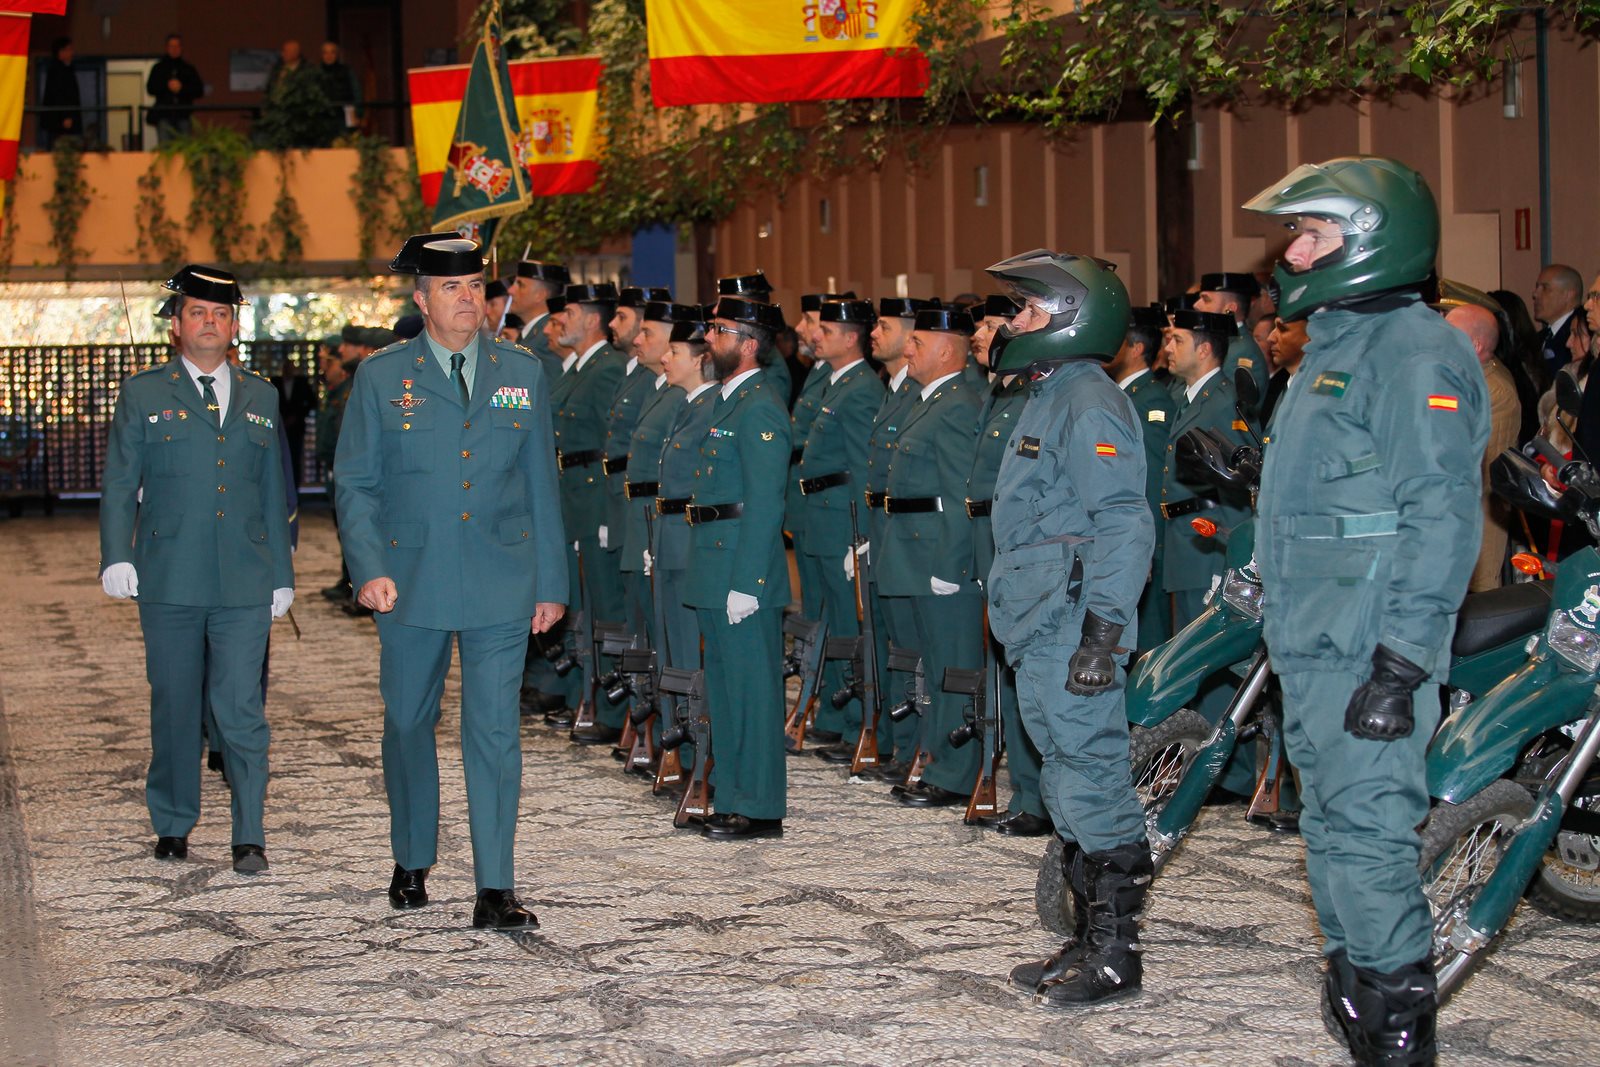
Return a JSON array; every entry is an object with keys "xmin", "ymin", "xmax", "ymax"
[{"xmin": 1, "ymin": 509, "xmax": 1597, "ymax": 1066}]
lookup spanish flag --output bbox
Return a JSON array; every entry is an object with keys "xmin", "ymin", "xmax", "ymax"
[
  {"xmin": 0, "ymin": 13, "xmax": 28, "ymax": 183},
  {"xmin": 408, "ymin": 55, "xmax": 602, "ymax": 209},
  {"xmin": 645, "ymin": 0, "xmax": 929, "ymax": 107}
]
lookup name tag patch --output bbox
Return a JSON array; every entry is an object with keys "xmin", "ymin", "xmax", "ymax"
[
  {"xmin": 1311, "ymin": 372, "xmax": 1351, "ymax": 397},
  {"xmin": 1016, "ymin": 436, "xmax": 1041, "ymax": 459},
  {"xmin": 491, "ymin": 385, "xmax": 533, "ymax": 410}
]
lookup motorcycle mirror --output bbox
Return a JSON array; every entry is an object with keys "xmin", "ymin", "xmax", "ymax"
[
  {"xmin": 1175, "ymin": 427, "xmax": 1252, "ymax": 492},
  {"xmin": 1233, "ymin": 365, "xmax": 1261, "ymax": 417},
  {"xmin": 1556, "ymin": 373, "xmax": 1583, "ymax": 419},
  {"xmin": 1490, "ymin": 448, "xmax": 1575, "ymax": 521}
]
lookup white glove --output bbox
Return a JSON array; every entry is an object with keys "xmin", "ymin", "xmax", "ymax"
[
  {"xmin": 271, "ymin": 587, "xmax": 295, "ymax": 618},
  {"xmin": 642, "ymin": 549, "xmax": 653, "ymax": 576},
  {"xmin": 844, "ymin": 541, "xmax": 870, "ymax": 579},
  {"xmin": 598, "ymin": 525, "xmax": 610, "ymax": 549},
  {"xmin": 101, "ymin": 562, "xmax": 138, "ymax": 599},
  {"xmin": 930, "ymin": 576, "xmax": 961, "ymax": 596},
  {"xmin": 727, "ymin": 590, "xmax": 759, "ymax": 625}
]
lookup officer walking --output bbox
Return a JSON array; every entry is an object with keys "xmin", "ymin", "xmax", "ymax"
[
  {"xmin": 1244, "ymin": 157, "xmax": 1487, "ymax": 1066},
  {"xmin": 984, "ymin": 250, "xmax": 1155, "ymax": 1006},
  {"xmin": 99, "ymin": 265, "xmax": 295, "ymax": 872},
  {"xmin": 335, "ymin": 233, "xmax": 567, "ymax": 929},
  {"xmin": 686, "ymin": 296, "xmax": 792, "ymax": 839}
]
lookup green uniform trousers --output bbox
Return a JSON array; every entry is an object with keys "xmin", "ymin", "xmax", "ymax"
[
  {"xmin": 1279, "ymin": 670, "xmax": 1439, "ymax": 973},
  {"xmin": 656, "ymin": 566, "xmax": 702, "ymax": 768},
  {"xmin": 875, "ymin": 590, "xmax": 921, "ymax": 761},
  {"xmin": 696, "ymin": 601, "xmax": 785, "ymax": 820},
  {"xmin": 810, "ymin": 559, "xmax": 862, "ymax": 737},
  {"xmin": 1013, "ymin": 642, "xmax": 1146, "ymax": 852},
  {"xmin": 586, "ymin": 539, "xmax": 629, "ymax": 729},
  {"xmin": 996, "ymin": 648, "xmax": 1046, "ymax": 819},
  {"xmin": 1137, "ymin": 551, "xmax": 1172, "ymax": 653},
  {"xmin": 910, "ymin": 592, "xmax": 983, "ymax": 796},
  {"xmin": 140, "ymin": 603, "xmax": 272, "ymax": 846},
  {"xmin": 376, "ymin": 615, "xmax": 529, "ymax": 891}
]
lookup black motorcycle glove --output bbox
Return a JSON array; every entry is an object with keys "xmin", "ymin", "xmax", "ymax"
[
  {"xmin": 1344, "ymin": 644, "xmax": 1428, "ymax": 741},
  {"xmin": 1066, "ymin": 611, "xmax": 1123, "ymax": 696}
]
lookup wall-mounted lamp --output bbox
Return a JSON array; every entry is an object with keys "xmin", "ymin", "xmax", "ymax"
[
  {"xmin": 819, "ymin": 197, "xmax": 831, "ymax": 234},
  {"xmin": 974, "ymin": 165, "xmax": 989, "ymax": 207},
  {"xmin": 1503, "ymin": 57, "xmax": 1523, "ymax": 120},
  {"xmin": 757, "ymin": 219, "xmax": 773, "ymax": 239},
  {"xmin": 1187, "ymin": 122, "xmax": 1203, "ymax": 171}
]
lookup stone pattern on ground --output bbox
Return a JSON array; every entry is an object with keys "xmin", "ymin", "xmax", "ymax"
[{"xmin": 0, "ymin": 510, "xmax": 1597, "ymax": 1065}]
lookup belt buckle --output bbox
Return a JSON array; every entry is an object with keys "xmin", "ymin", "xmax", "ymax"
[
  {"xmin": 685, "ymin": 505, "xmax": 700, "ymax": 527},
  {"xmin": 882, "ymin": 495, "xmax": 893, "ymax": 513},
  {"xmin": 556, "ymin": 450, "xmax": 567, "ymax": 472},
  {"xmin": 964, "ymin": 498, "xmax": 977, "ymax": 518},
  {"xmin": 654, "ymin": 498, "xmax": 666, "ymax": 516},
  {"xmin": 602, "ymin": 456, "xmax": 613, "ymax": 476},
  {"xmin": 1159, "ymin": 502, "xmax": 1172, "ymax": 520}
]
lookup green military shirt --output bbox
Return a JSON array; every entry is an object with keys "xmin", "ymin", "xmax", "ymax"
[
  {"xmin": 864, "ymin": 369, "xmax": 917, "ymax": 551},
  {"xmin": 785, "ymin": 362, "xmax": 829, "ymax": 541},
  {"xmin": 966, "ymin": 373, "xmax": 1029, "ymax": 582},
  {"xmin": 1160, "ymin": 369, "xmax": 1256, "ymax": 594},
  {"xmin": 315, "ymin": 374, "xmax": 352, "ymax": 470},
  {"xmin": 1225, "ymin": 324, "xmax": 1271, "ymax": 407},
  {"xmin": 1257, "ymin": 297, "xmax": 1489, "ymax": 678},
  {"xmin": 619, "ymin": 376, "xmax": 684, "ymax": 574},
  {"xmin": 1120, "ymin": 369, "xmax": 1178, "ymax": 548},
  {"xmin": 798, "ymin": 359, "xmax": 885, "ymax": 559},
  {"xmin": 100, "ymin": 359, "xmax": 295, "ymax": 606},
  {"xmin": 655, "ymin": 383, "xmax": 718, "ymax": 573},
  {"xmin": 549, "ymin": 342, "xmax": 626, "ymax": 539},
  {"xmin": 519, "ymin": 313, "xmax": 564, "ymax": 381},
  {"xmin": 603, "ymin": 358, "xmax": 657, "ymax": 537}
]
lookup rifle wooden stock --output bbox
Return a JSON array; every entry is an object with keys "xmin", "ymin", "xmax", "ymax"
[
  {"xmin": 782, "ymin": 615, "xmax": 828, "ymax": 752},
  {"xmin": 659, "ymin": 667, "xmax": 711, "ymax": 826},
  {"xmin": 848, "ymin": 500, "xmax": 882, "ymax": 774},
  {"xmin": 654, "ymin": 745, "xmax": 684, "ymax": 793},
  {"xmin": 1247, "ymin": 712, "xmax": 1288, "ymax": 819},
  {"xmin": 901, "ymin": 745, "xmax": 930, "ymax": 790}
]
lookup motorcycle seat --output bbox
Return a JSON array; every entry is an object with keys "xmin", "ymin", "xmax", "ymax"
[{"xmin": 1451, "ymin": 580, "xmax": 1553, "ymax": 658}]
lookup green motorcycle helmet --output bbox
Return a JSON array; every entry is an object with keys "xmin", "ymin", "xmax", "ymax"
[
  {"xmin": 984, "ymin": 249, "xmax": 1130, "ymax": 373},
  {"xmin": 1243, "ymin": 155, "xmax": 1438, "ymax": 321}
]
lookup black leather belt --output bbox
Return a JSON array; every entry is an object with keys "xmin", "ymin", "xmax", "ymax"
[
  {"xmin": 789, "ymin": 448, "xmax": 805, "ymax": 466},
  {"xmin": 799, "ymin": 471, "xmax": 849, "ymax": 495},
  {"xmin": 884, "ymin": 496, "xmax": 941, "ymax": 514},
  {"xmin": 557, "ymin": 448, "xmax": 602, "ymax": 471},
  {"xmin": 1161, "ymin": 497, "xmax": 1219, "ymax": 520},
  {"xmin": 864, "ymin": 490, "xmax": 887, "ymax": 509},
  {"xmin": 655, "ymin": 497, "xmax": 690, "ymax": 515},
  {"xmin": 685, "ymin": 502, "xmax": 744, "ymax": 526},
  {"xmin": 602, "ymin": 454, "xmax": 628, "ymax": 476},
  {"xmin": 625, "ymin": 480, "xmax": 659, "ymax": 500},
  {"xmin": 964, "ymin": 498, "xmax": 991, "ymax": 518}
]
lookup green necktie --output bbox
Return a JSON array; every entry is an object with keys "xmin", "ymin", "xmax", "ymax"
[
  {"xmin": 451, "ymin": 352, "xmax": 470, "ymax": 405},
  {"xmin": 197, "ymin": 374, "xmax": 221, "ymax": 426}
]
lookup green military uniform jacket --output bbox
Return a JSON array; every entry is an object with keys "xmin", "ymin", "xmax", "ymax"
[
  {"xmin": 603, "ymin": 358, "xmax": 657, "ymax": 537},
  {"xmin": 966, "ymin": 373, "xmax": 1029, "ymax": 581},
  {"xmin": 519, "ymin": 313, "xmax": 564, "ymax": 381},
  {"xmin": 100, "ymin": 359, "xmax": 294, "ymax": 606},
  {"xmin": 333, "ymin": 332, "xmax": 568, "ymax": 630},
  {"xmin": 1121, "ymin": 369, "xmax": 1177, "ymax": 543},
  {"xmin": 619, "ymin": 376, "xmax": 684, "ymax": 574},
  {"xmin": 1225, "ymin": 325, "xmax": 1271, "ymax": 406},
  {"xmin": 1258, "ymin": 297, "xmax": 1488, "ymax": 679},
  {"xmin": 989, "ymin": 360, "xmax": 1155, "ymax": 653},
  {"xmin": 315, "ymin": 374, "xmax": 352, "ymax": 471},
  {"xmin": 864, "ymin": 369, "xmax": 917, "ymax": 550},
  {"xmin": 550, "ymin": 342, "xmax": 626, "ymax": 539},
  {"xmin": 875, "ymin": 372, "xmax": 982, "ymax": 598},
  {"xmin": 683, "ymin": 370, "xmax": 792, "ymax": 609},
  {"xmin": 785, "ymin": 363, "xmax": 829, "ymax": 540},
  {"xmin": 1160, "ymin": 369, "xmax": 1255, "ymax": 593},
  {"xmin": 798, "ymin": 360, "xmax": 885, "ymax": 559},
  {"xmin": 759, "ymin": 352, "xmax": 791, "ymax": 405},
  {"xmin": 655, "ymin": 384, "xmax": 718, "ymax": 573}
]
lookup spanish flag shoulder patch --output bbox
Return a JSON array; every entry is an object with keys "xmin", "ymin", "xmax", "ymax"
[
  {"xmin": 1427, "ymin": 394, "xmax": 1459, "ymax": 411},
  {"xmin": 1095, "ymin": 443, "xmax": 1118, "ymax": 457}
]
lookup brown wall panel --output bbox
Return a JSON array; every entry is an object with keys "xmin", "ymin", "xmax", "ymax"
[{"xmin": 1543, "ymin": 20, "xmax": 1600, "ymax": 279}]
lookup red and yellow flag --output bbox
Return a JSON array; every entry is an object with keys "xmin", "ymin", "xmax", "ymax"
[
  {"xmin": 645, "ymin": 0, "xmax": 928, "ymax": 107},
  {"xmin": 409, "ymin": 55, "xmax": 601, "ymax": 207},
  {"xmin": 0, "ymin": 13, "xmax": 29, "ymax": 182}
]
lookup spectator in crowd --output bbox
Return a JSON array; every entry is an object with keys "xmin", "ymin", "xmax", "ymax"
[
  {"xmin": 267, "ymin": 40, "xmax": 306, "ymax": 93},
  {"xmin": 258, "ymin": 39, "xmax": 334, "ymax": 149},
  {"xmin": 269, "ymin": 352, "xmax": 316, "ymax": 487},
  {"xmin": 1446, "ymin": 303, "xmax": 1521, "ymax": 590},
  {"xmin": 146, "ymin": 33, "xmax": 203, "ymax": 143},
  {"xmin": 40, "ymin": 37, "xmax": 81, "ymax": 147},
  {"xmin": 319, "ymin": 41, "xmax": 361, "ymax": 133},
  {"xmin": 1531, "ymin": 264, "xmax": 1583, "ymax": 384},
  {"xmin": 1487, "ymin": 289, "xmax": 1543, "ymax": 445}
]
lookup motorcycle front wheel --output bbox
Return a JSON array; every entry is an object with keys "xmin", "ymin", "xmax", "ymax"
[{"xmin": 1417, "ymin": 778, "xmax": 1535, "ymax": 1002}]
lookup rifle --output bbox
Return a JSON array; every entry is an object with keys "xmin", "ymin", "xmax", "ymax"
[
  {"xmin": 883, "ymin": 644, "xmax": 929, "ymax": 791},
  {"xmin": 847, "ymin": 500, "xmax": 882, "ymax": 774},
  {"xmin": 781, "ymin": 615, "xmax": 828, "ymax": 752},
  {"xmin": 1246, "ymin": 703, "xmax": 1289, "ymax": 820},
  {"xmin": 643, "ymin": 510, "xmax": 688, "ymax": 795},
  {"xmin": 946, "ymin": 620, "xmax": 1002, "ymax": 823},
  {"xmin": 594, "ymin": 623, "xmax": 641, "ymax": 757},
  {"xmin": 568, "ymin": 544, "xmax": 600, "ymax": 733},
  {"xmin": 617, "ymin": 646, "xmax": 659, "ymax": 776},
  {"xmin": 658, "ymin": 666, "xmax": 711, "ymax": 827}
]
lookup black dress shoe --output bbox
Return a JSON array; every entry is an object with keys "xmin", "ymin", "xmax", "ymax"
[
  {"xmin": 519, "ymin": 687, "xmax": 566, "ymax": 716},
  {"xmin": 341, "ymin": 599, "xmax": 374, "ymax": 618},
  {"xmin": 898, "ymin": 781, "xmax": 969, "ymax": 809},
  {"xmin": 388, "ymin": 865, "xmax": 429, "ymax": 909},
  {"xmin": 813, "ymin": 742, "xmax": 856, "ymax": 764},
  {"xmin": 544, "ymin": 708, "xmax": 576, "ymax": 728},
  {"xmin": 206, "ymin": 749, "xmax": 225, "ymax": 774},
  {"xmin": 1247, "ymin": 810, "xmax": 1302, "ymax": 835},
  {"xmin": 571, "ymin": 723, "xmax": 621, "ymax": 746},
  {"xmin": 472, "ymin": 888, "xmax": 539, "ymax": 930},
  {"xmin": 231, "ymin": 844, "xmax": 268, "ymax": 873},
  {"xmin": 702, "ymin": 812, "xmax": 784, "ymax": 840},
  {"xmin": 807, "ymin": 728, "xmax": 843, "ymax": 745},
  {"xmin": 154, "ymin": 835, "xmax": 188, "ymax": 860},
  {"xmin": 869, "ymin": 759, "xmax": 909, "ymax": 783},
  {"xmin": 320, "ymin": 581, "xmax": 351, "ymax": 601},
  {"xmin": 993, "ymin": 811, "xmax": 1052, "ymax": 837}
]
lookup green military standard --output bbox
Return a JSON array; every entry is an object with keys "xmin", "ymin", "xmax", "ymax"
[
  {"xmin": 1246, "ymin": 157, "xmax": 1489, "ymax": 1064},
  {"xmin": 798, "ymin": 298, "xmax": 886, "ymax": 754},
  {"xmin": 100, "ymin": 265, "xmax": 295, "ymax": 871},
  {"xmin": 335, "ymin": 233, "xmax": 568, "ymax": 930},
  {"xmin": 550, "ymin": 282, "xmax": 628, "ymax": 737},
  {"xmin": 684, "ymin": 296, "xmax": 793, "ymax": 840},
  {"xmin": 966, "ymin": 294, "xmax": 1048, "ymax": 835},
  {"xmin": 1107, "ymin": 304, "xmax": 1178, "ymax": 650},
  {"xmin": 876, "ymin": 307, "xmax": 984, "ymax": 809},
  {"xmin": 861, "ymin": 297, "xmax": 936, "ymax": 774},
  {"xmin": 984, "ymin": 250, "xmax": 1156, "ymax": 1007}
]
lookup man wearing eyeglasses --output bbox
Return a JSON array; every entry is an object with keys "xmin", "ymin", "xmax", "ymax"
[{"xmin": 683, "ymin": 298, "xmax": 793, "ymax": 840}]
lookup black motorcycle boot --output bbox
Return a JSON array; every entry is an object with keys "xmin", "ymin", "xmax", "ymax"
[
  {"xmin": 1320, "ymin": 948, "xmax": 1360, "ymax": 1052},
  {"xmin": 1009, "ymin": 838, "xmax": 1088, "ymax": 990},
  {"xmin": 1345, "ymin": 959, "xmax": 1438, "ymax": 1067},
  {"xmin": 1033, "ymin": 839, "xmax": 1152, "ymax": 1006}
]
